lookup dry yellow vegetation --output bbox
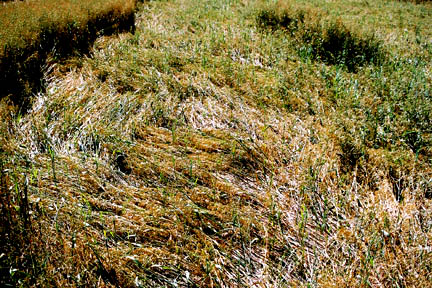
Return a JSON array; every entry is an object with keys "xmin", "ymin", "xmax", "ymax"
[
  {"xmin": 1, "ymin": 0, "xmax": 431, "ymax": 287},
  {"xmin": 0, "ymin": 0, "xmax": 136, "ymax": 104}
]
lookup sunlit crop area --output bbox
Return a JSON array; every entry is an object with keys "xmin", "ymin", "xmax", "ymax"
[{"xmin": 1, "ymin": 0, "xmax": 431, "ymax": 287}]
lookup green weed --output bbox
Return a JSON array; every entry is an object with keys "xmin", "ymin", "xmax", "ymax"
[{"xmin": 256, "ymin": 3, "xmax": 384, "ymax": 72}]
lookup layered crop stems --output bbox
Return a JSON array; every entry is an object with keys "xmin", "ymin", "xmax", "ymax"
[{"xmin": 1, "ymin": 0, "xmax": 432, "ymax": 286}]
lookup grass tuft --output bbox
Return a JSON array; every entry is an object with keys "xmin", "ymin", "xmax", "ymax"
[{"xmin": 256, "ymin": 2, "xmax": 384, "ymax": 72}]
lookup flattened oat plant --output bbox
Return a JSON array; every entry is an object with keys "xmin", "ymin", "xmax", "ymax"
[{"xmin": 1, "ymin": 0, "xmax": 431, "ymax": 286}]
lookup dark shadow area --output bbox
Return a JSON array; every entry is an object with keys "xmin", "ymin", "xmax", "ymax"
[
  {"xmin": 0, "ymin": 10, "xmax": 135, "ymax": 110},
  {"xmin": 256, "ymin": 8, "xmax": 384, "ymax": 72}
]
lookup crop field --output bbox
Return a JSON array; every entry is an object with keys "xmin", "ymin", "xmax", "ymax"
[
  {"xmin": 0, "ymin": 0, "xmax": 136, "ymax": 105},
  {"xmin": 1, "ymin": 0, "xmax": 431, "ymax": 287}
]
